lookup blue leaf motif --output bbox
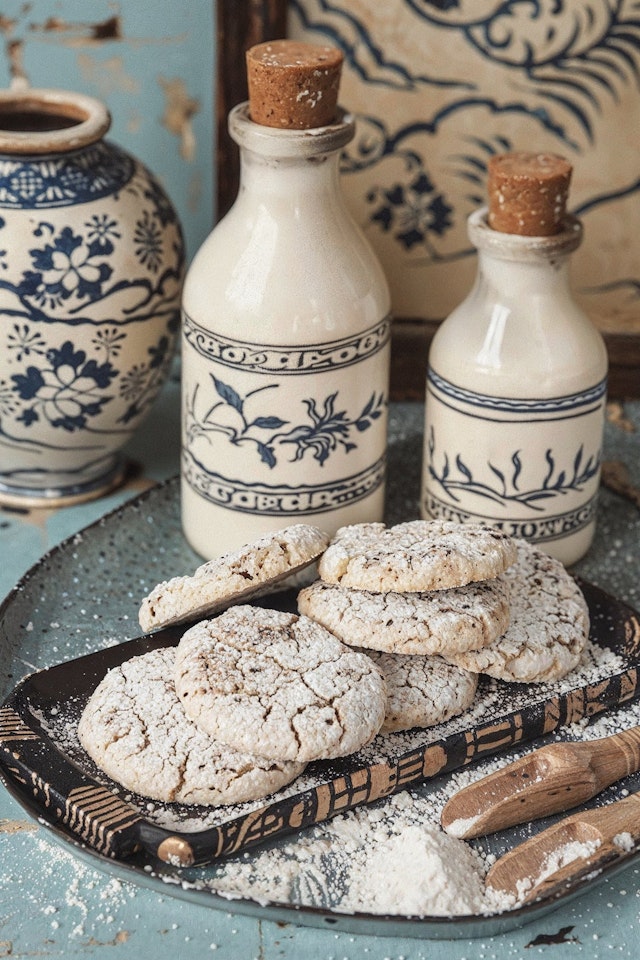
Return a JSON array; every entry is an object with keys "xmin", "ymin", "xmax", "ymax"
[
  {"xmin": 489, "ymin": 463, "xmax": 506, "ymax": 486},
  {"xmin": 455, "ymin": 455, "xmax": 472, "ymax": 481},
  {"xmin": 257, "ymin": 442, "xmax": 276, "ymax": 468},
  {"xmin": 212, "ymin": 376, "xmax": 243, "ymax": 413},
  {"xmin": 252, "ymin": 416, "xmax": 288, "ymax": 430},
  {"xmin": 12, "ymin": 367, "xmax": 44, "ymax": 400},
  {"xmin": 511, "ymin": 451, "xmax": 522, "ymax": 490}
]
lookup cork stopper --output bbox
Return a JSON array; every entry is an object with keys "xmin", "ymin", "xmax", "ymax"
[
  {"xmin": 487, "ymin": 152, "xmax": 573, "ymax": 237},
  {"xmin": 246, "ymin": 39, "xmax": 343, "ymax": 129}
]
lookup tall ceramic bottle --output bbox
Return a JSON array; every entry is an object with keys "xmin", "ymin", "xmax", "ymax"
[
  {"xmin": 421, "ymin": 152, "xmax": 608, "ymax": 566},
  {"xmin": 181, "ymin": 40, "xmax": 391, "ymax": 559}
]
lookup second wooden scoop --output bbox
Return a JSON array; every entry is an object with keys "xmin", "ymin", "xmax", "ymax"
[
  {"xmin": 441, "ymin": 726, "xmax": 640, "ymax": 839},
  {"xmin": 485, "ymin": 792, "xmax": 640, "ymax": 904}
]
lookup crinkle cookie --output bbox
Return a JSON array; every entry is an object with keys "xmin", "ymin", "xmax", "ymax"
[
  {"xmin": 297, "ymin": 577, "xmax": 510, "ymax": 656},
  {"xmin": 364, "ymin": 650, "xmax": 478, "ymax": 734},
  {"xmin": 77, "ymin": 648, "xmax": 305, "ymax": 805},
  {"xmin": 442, "ymin": 539, "xmax": 590, "ymax": 683},
  {"xmin": 317, "ymin": 520, "xmax": 517, "ymax": 593},
  {"xmin": 174, "ymin": 605, "xmax": 387, "ymax": 763},
  {"xmin": 139, "ymin": 523, "xmax": 329, "ymax": 632}
]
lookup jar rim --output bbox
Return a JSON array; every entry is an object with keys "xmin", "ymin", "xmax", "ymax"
[{"xmin": 0, "ymin": 88, "xmax": 111, "ymax": 155}]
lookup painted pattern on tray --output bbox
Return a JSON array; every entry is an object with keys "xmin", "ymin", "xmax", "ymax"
[{"xmin": 290, "ymin": 1, "xmax": 640, "ymax": 328}]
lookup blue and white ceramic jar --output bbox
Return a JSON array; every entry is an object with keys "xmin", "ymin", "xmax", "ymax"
[{"xmin": 0, "ymin": 87, "xmax": 184, "ymax": 506}]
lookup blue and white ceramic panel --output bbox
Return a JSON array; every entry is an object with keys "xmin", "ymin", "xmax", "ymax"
[{"xmin": 290, "ymin": 1, "xmax": 640, "ymax": 334}]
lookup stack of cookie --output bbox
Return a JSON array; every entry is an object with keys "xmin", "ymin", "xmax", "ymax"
[
  {"xmin": 299, "ymin": 520, "xmax": 590, "ymax": 734},
  {"xmin": 78, "ymin": 519, "xmax": 590, "ymax": 808},
  {"xmin": 78, "ymin": 524, "xmax": 389, "ymax": 807}
]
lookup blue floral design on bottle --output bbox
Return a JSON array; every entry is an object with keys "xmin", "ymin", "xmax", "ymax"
[
  {"xmin": 426, "ymin": 426, "xmax": 601, "ymax": 513},
  {"xmin": 185, "ymin": 375, "xmax": 385, "ymax": 470}
]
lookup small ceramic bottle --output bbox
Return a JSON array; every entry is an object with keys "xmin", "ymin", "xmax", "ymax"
[
  {"xmin": 181, "ymin": 40, "xmax": 391, "ymax": 559},
  {"xmin": 421, "ymin": 152, "xmax": 608, "ymax": 566}
]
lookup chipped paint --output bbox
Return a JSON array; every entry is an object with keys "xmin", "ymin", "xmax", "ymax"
[
  {"xmin": 83, "ymin": 931, "xmax": 130, "ymax": 947},
  {"xmin": 158, "ymin": 76, "xmax": 199, "ymax": 162},
  {"xmin": 29, "ymin": 14, "xmax": 123, "ymax": 45},
  {"xmin": 6, "ymin": 37, "xmax": 27, "ymax": 86},
  {"xmin": 76, "ymin": 52, "xmax": 140, "ymax": 96},
  {"xmin": 0, "ymin": 818, "xmax": 39, "ymax": 834}
]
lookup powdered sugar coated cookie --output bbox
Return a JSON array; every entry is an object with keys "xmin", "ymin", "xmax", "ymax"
[
  {"xmin": 297, "ymin": 577, "xmax": 510, "ymax": 656},
  {"xmin": 317, "ymin": 520, "xmax": 517, "ymax": 593},
  {"xmin": 364, "ymin": 650, "xmax": 478, "ymax": 733},
  {"xmin": 174, "ymin": 605, "xmax": 387, "ymax": 763},
  {"xmin": 139, "ymin": 524, "xmax": 329, "ymax": 632},
  {"xmin": 442, "ymin": 539, "xmax": 590, "ymax": 683},
  {"xmin": 77, "ymin": 647, "xmax": 305, "ymax": 805}
]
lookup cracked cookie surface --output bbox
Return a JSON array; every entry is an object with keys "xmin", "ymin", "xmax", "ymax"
[
  {"xmin": 363, "ymin": 650, "xmax": 478, "ymax": 733},
  {"xmin": 297, "ymin": 577, "xmax": 510, "ymax": 656},
  {"xmin": 77, "ymin": 647, "xmax": 305, "ymax": 805},
  {"xmin": 174, "ymin": 605, "xmax": 387, "ymax": 763},
  {"xmin": 317, "ymin": 520, "xmax": 517, "ymax": 593},
  {"xmin": 441, "ymin": 539, "xmax": 590, "ymax": 683},
  {"xmin": 139, "ymin": 523, "xmax": 329, "ymax": 632}
]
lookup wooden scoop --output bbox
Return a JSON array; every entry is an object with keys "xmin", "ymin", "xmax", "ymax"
[
  {"xmin": 485, "ymin": 792, "xmax": 640, "ymax": 903},
  {"xmin": 441, "ymin": 726, "xmax": 640, "ymax": 839}
]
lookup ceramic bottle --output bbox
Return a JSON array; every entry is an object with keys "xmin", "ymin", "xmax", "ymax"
[
  {"xmin": 421, "ymin": 152, "xmax": 608, "ymax": 566},
  {"xmin": 181, "ymin": 41, "xmax": 391, "ymax": 559}
]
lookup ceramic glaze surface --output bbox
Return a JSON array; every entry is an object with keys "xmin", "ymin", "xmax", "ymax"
[
  {"xmin": 181, "ymin": 104, "xmax": 390, "ymax": 559},
  {"xmin": 0, "ymin": 91, "xmax": 185, "ymax": 505},
  {"xmin": 421, "ymin": 209, "xmax": 608, "ymax": 566}
]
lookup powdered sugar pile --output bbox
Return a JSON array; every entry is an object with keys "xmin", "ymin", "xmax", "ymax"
[{"xmin": 166, "ymin": 788, "xmax": 515, "ymax": 917}]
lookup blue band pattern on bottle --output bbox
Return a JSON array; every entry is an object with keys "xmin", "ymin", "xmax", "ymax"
[
  {"xmin": 182, "ymin": 448, "xmax": 386, "ymax": 516},
  {"xmin": 427, "ymin": 369, "xmax": 607, "ymax": 420},
  {"xmin": 424, "ymin": 490, "xmax": 599, "ymax": 547},
  {"xmin": 181, "ymin": 314, "xmax": 390, "ymax": 517},
  {"xmin": 183, "ymin": 311, "xmax": 391, "ymax": 374}
]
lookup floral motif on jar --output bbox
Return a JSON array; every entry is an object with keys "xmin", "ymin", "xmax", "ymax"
[{"xmin": 0, "ymin": 88, "xmax": 184, "ymax": 506}]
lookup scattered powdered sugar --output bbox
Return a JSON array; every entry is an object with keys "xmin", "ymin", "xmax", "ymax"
[{"xmin": 614, "ymin": 832, "xmax": 634, "ymax": 852}]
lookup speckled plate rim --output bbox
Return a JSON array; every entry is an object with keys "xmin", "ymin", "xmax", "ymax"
[{"xmin": 1, "ymin": 475, "xmax": 640, "ymax": 940}]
